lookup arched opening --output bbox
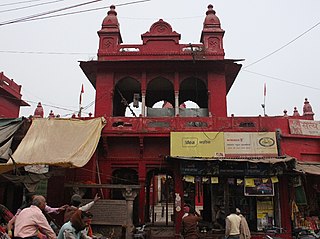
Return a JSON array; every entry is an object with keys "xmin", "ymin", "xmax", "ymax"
[
  {"xmin": 179, "ymin": 77, "xmax": 208, "ymax": 116},
  {"xmin": 146, "ymin": 77, "xmax": 174, "ymax": 117},
  {"xmin": 113, "ymin": 77, "xmax": 141, "ymax": 117},
  {"xmin": 112, "ymin": 168, "xmax": 139, "ymax": 224}
]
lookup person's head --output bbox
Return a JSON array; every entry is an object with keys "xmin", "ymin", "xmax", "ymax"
[
  {"xmin": 230, "ymin": 206, "xmax": 237, "ymax": 214},
  {"xmin": 236, "ymin": 208, "xmax": 241, "ymax": 215},
  {"xmin": 32, "ymin": 195, "xmax": 46, "ymax": 210},
  {"xmin": 70, "ymin": 210, "xmax": 87, "ymax": 232},
  {"xmin": 70, "ymin": 194, "xmax": 82, "ymax": 207},
  {"xmin": 183, "ymin": 204, "xmax": 190, "ymax": 214}
]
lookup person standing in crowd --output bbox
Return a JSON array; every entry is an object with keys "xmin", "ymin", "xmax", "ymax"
[
  {"xmin": 7, "ymin": 193, "xmax": 67, "ymax": 237},
  {"xmin": 58, "ymin": 210, "xmax": 92, "ymax": 239},
  {"xmin": 181, "ymin": 204, "xmax": 202, "ymax": 239},
  {"xmin": 63, "ymin": 194, "xmax": 100, "ymax": 223},
  {"xmin": 0, "ymin": 204, "xmax": 14, "ymax": 224},
  {"xmin": 13, "ymin": 195, "xmax": 56, "ymax": 239},
  {"xmin": 236, "ymin": 208, "xmax": 251, "ymax": 239},
  {"xmin": 213, "ymin": 205, "xmax": 225, "ymax": 229},
  {"xmin": 225, "ymin": 207, "xmax": 242, "ymax": 239},
  {"xmin": 0, "ymin": 204, "xmax": 13, "ymax": 236},
  {"xmin": 182, "ymin": 204, "xmax": 190, "ymax": 219}
]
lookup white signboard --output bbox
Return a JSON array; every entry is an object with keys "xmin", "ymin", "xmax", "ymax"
[
  {"xmin": 224, "ymin": 132, "xmax": 278, "ymax": 157},
  {"xmin": 289, "ymin": 119, "xmax": 320, "ymax": 136}
]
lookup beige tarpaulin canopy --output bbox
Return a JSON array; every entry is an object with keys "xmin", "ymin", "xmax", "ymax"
[
  {"xmin": 295, "ymin": 162, "xmax": 320, "ymax": 175},
  {"xmin": 0, "ymin": 117, "xmax": 106, "ymax": 174}
]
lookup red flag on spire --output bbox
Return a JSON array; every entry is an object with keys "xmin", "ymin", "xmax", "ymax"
[{"xmin": 79, "ymin": 84, "xmax": 84, "ymax": 105}]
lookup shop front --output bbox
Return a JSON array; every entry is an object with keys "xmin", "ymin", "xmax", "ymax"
[
  {"xmin": 291, "ymin": 163, "xmax": 320, "ymax": 236},
  {"xmin": 170, "ymin": 156, "xmax": 295, "ymax": 239},
  {"xmin": 169, "ymin": 131, "xmax": 295, "ymax": 239}
]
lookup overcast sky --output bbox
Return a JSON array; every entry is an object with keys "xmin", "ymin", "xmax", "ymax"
[{"xmin": 0, "ymin": 0, "xmax": 319, "ymax": 120}]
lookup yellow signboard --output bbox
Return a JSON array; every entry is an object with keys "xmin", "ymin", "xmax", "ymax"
[
  {"xmin": 224, "ymin": 132, "xmax": 278, "ymax": 156},
  {"xmin": 170, "ymin": 132, "xmax": 225, "ymax": 158}
]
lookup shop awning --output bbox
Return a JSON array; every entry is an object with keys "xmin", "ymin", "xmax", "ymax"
[
  {"xmin": 0, "ymin": 118, "xmax": 24, "ymax": 161},
  {"xmin": 166, "ymin": 155, "xmax": 295, "ymax": 164},
  {"xmin": 295, "ymin": 162, "xmax": 320, "ymax": 175},
  {"xmin": 167, "ymin": 156, "xmax": 296, "ymax": 176},
  {"xmin": 0, "ymin": 117, "xmax": 106, "ymax": 174}
]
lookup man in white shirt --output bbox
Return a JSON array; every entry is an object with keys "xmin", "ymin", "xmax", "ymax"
[{"xmin": 225, "ymin": 207, "xmax": 241, "ymax": 239}]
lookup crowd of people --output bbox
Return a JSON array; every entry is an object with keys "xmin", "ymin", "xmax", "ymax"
[
  {"xmin": 0, "ymin": 192, "xmax": 100, "ymax": 239},
  {"xmin": 181, "ymin": 205, "xmax": 251, "ymax": 239},
  {"xmin": 1, "ymin": 193, "xmax": 251, "ymax": 239}
]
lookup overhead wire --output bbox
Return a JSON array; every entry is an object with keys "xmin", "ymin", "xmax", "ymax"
[
  {"xmin": 0, "ymin": 0, "xmax": 151, "ymax": 26},
  {"xmin": 243, "ymin": 19, "xmax": 320, "ymax": 69},
  {"xmin": 0, "ymin": 0, "xmax": 104, "ymax": 26},
  {"xmin": 0, "ymin": 0, "xmax": 65, "ymax": 14},
  {"xmin": 0, "ymin": 0, "xmax": 45, "ymax": 7},
  {"xmin": 16, "ymin": 0, "xmax": 151, "ymax": 24},
  {"xmin": 0, "ymin": 94, "xmax": 88, "ymax": 115},
  {"xmin": 242, "ymin": 69, "xmax": 320, "ymax": 91}
]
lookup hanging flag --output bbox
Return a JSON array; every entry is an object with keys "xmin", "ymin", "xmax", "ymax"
[
  {"xmin": 264, "ymin": 83, "xmax": 266, "ymax": 96},
  {"xmin": 79, "ymin": 84, "xmax": 84, "ymax": 105}
]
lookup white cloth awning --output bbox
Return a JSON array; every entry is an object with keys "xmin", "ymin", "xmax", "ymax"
[{"xmin": 0, "ymin": 117, "xmax": 106, "ymax": 174}]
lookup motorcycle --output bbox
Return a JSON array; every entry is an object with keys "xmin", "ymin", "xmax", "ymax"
[{"xmin": 293, "ymin": 228, "xmax": 320, "ymax": 239}]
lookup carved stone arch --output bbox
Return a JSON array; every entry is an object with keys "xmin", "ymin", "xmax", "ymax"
[
  {"xmin": 146, "ymin": 76, "xmax": 174, "ymax": 108},
  {"xmin": 113, "ymin": 77, "xmax": 141, "ymax": 116},
  {"xmin": 179, "ymin": 77, "xmax": 208, "ymax": 108}
]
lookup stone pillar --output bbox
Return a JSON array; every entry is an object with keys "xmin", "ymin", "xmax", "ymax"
[
  {"xmin": 122, "ymin": 188, "xmax": 138, "ymax": 239},
  {"xmin": 141, "ymin": 91, "xmax": 146, "ymax": 117},
  {"xmin": 175, "ymin": 91, "xmax": 179, "ymax": 116}
]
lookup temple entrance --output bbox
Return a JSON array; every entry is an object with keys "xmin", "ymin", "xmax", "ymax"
[{"xmin": 145, "ymin": 170, "xmax": 175, "ymax": 225}]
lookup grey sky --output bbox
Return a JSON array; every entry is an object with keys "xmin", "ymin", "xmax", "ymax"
[{"xmin": 0, "ymin": 0, "xmax": 319, "ymax": 119}]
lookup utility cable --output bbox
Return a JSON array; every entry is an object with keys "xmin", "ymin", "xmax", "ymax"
[
  {"xmin": 6, "ymin": 0, "xmax": 152, "ymax": 24},
  {"xmin": 0, "ymin": 0, "xmax": 103, "ymax": 26},
  {"xmin": 242, "ymin": 69, "xmax": 320, "ymax": 91},
  {"xmin": 0, "ymin": 0, "xmax": 65, "ymax": 14},
  {"xmin": 0, "ymin": 0, "xmax": 151, "ymax": 26},
  {"xmin": 0, "ymin": 0, "xmax": 44, "ymax": 7},
  {"xmin": 243, "ymin": 20, "xmax": 320, "ymax": 69}
]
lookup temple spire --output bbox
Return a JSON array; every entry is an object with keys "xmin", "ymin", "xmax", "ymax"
[
  {"xmin": 98, "ymin": 5, "xmax": 122, "ymax": 58},
  {"xmin": 200, "ymin": 4, "xmax": 225, "ymax": 56}
]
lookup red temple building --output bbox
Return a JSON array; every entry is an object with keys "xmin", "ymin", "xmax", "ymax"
[
  {"xmin": 2, "ymin": 4, "xmax": 317, "ymax": 239},
  {"xmin": 0, "ymin": 72, "xmax": 29, "ymax": 118}
]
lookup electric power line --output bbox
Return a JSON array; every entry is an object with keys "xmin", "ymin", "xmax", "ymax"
[
  {"xmin": 243, "ymin": 20, "xmax": 320, "ymax": 69},
  {"xmin": 0, "ymin": 0, "xmax": 104, "ymax": 26},
  {"xmin": 0, "ymin": 0, "xmax": 151, "ymax": 26},
  {"xmin": 17, "ymin": 0, "xmax": 151, "ymax": 24},
  {"xmin": 26, "ymin": 100, "xmax": 78, "ymax": 112},
  {"xmin": 0, "ymin": 0, "xmax": 65, "ymax": 14},
  {"xmin": 242, "ymin": 69, "xmax": 320, "ymax": 91},
  {"xmin": 0, "ymin": 0, "xmax": 45, "ymax": 7}
]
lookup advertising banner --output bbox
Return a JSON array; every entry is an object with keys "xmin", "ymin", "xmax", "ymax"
[
  {"xmin": 224, "ymin": 132, "xmax": 278, "ymax": 157},
  {"xmin": 289, "ymin": 119, "xmax": 320, "ymax": 136},
  {"xmin": 170, "ymin": 132, "xmax": 224, "ymax": 158}
]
